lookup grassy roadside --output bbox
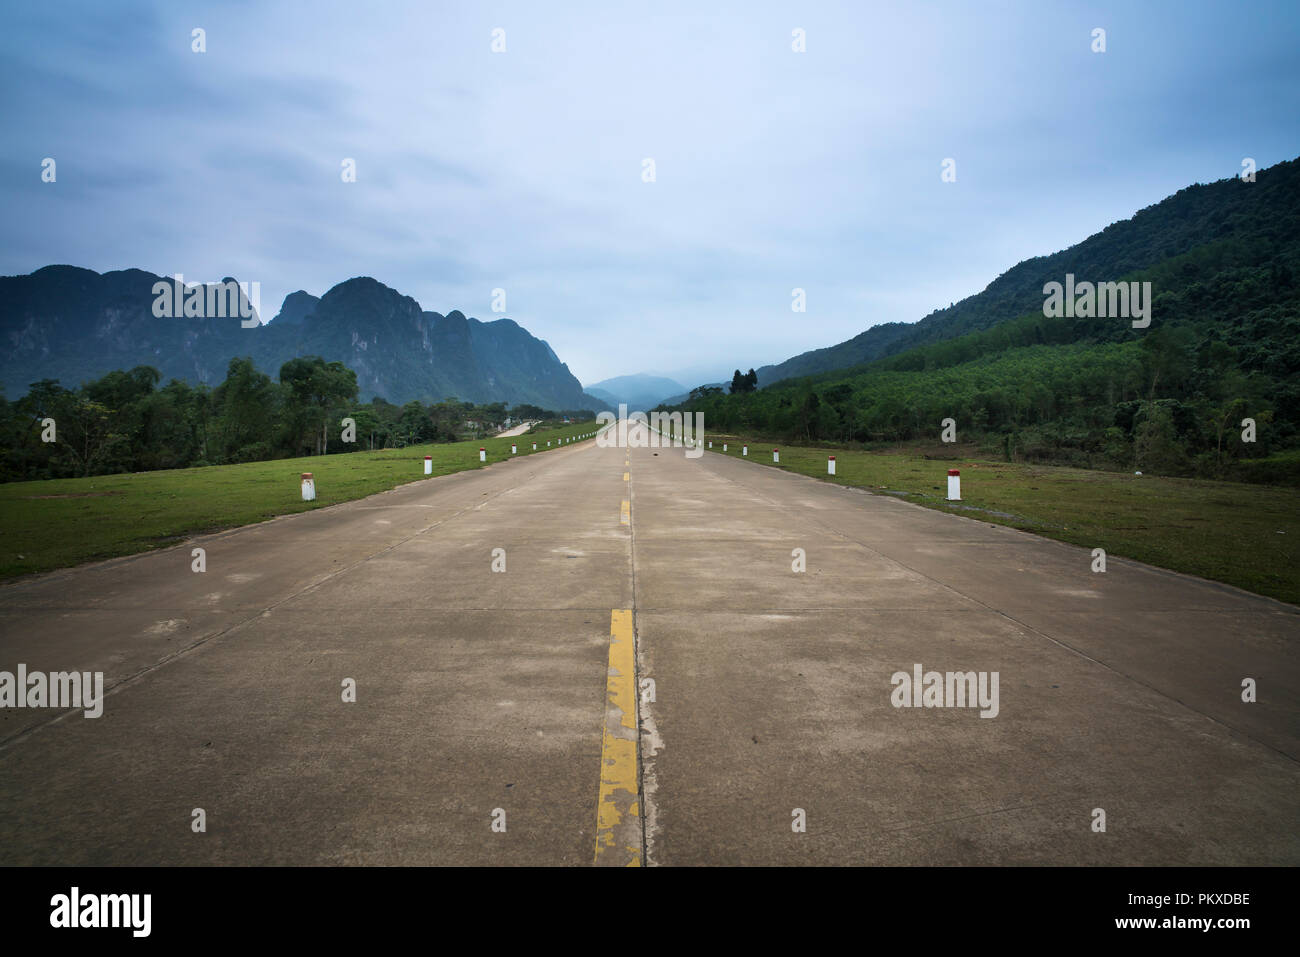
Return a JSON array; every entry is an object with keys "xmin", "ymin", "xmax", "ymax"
[
  {"xmin": 702, "ymin": 433, "xmax": 1300, "ymax": 605},
  {"xmin": 0, "ymin": 421, "xmax": 599, "ymax": 581}
]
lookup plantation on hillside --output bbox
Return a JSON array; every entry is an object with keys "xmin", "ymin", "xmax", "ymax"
[{"xmin": 676, "ymin": 159, "xmax": 1300, "ymax": 483}]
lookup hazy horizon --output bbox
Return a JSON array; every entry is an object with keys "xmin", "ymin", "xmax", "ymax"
[{"xmin": 3, "ymin": 0, "xmax": 1299, "ymax": 388}]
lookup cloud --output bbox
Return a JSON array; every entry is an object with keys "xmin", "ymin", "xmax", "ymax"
[{"xmin": 1, "ymin": 0, "xmax": 1298, "ymax": 383}]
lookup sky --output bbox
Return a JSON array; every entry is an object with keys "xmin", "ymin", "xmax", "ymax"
[{"xmin": 2, "ymin": 1, "xmax": 1298, "ymax": 389}]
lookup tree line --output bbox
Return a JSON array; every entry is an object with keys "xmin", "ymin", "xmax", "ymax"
[
  {"xmin": 676, "ymin": 328, "xmax": 1294, "ymax": 482},
  {"xmin": 1, "ymin": 356, "xmax": 591, "ymax": 482},
  {"xmin": 670, "ymin": 258, "xmax": 1298, "ymax": 484}
]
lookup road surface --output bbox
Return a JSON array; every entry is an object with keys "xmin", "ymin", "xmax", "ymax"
[
  {"xmin": 1, "ymin": 432, "xmax": 1297, "ymax": 865},
  {"xmin": 496, "ymin": 420, "xmax": 538, "ymax": 438}
]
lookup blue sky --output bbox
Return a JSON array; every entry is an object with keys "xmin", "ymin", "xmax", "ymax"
[{"xmin": 2, "ymin": 0, "xmax": 1298, "ymax": 388}]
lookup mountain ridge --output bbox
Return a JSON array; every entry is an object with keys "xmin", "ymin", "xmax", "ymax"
[
  {"xmin": 584, "ymin": 373, "xmax": 687, "ymax": 409},
  {"xmin": 755, "ymin": 158, "xmax": 1300, "ymax": 387},
  {"xmin": 0, "ymin": 268, "xmax": 606, "ymax": 411}
]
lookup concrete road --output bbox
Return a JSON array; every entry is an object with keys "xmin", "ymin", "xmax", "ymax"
[
  {"xmin": 0, "ymin": 433, "xmax": 1296, "ymax": 865},
  {"xmin": 496, "ymin": 420, "xmax": 539, "ymax": 438}
]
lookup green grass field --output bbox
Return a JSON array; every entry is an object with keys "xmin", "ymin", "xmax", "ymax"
[
  {"xmin": 0, "ymin": 421, "xmax": 598, "ymax": 581},
  {"xmin": 702, "ymin": 433, "xmax": 1300, "ymax": 605}
]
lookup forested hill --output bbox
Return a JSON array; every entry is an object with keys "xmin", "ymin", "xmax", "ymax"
[
  {"xmin": 680, "ymin": 158, "xmax": 1300, "ymax": 482},
  {"xmin": 757, "ymin": 157, "xmax": 1300, "ymax": 387},
  {"xmin": 0, "ymin": 269, "xmax": 605, "ymax": 411}
]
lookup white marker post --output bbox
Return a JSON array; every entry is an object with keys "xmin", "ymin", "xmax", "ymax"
[
  {"xmin": 479, "ymin": 447, "xmax": 487, "ymax": 463},
  {"xmin": 533, "ymin": 443, "xmax": 537, "ymax": 451},
  {"xmin": 708, "ymin": 441, "xmax": 712, "ymax": 449},
  {"xmin": 947, "ymin": 468, "xmax": 961, "ymax": 501},
  {"xmin": 773, "ymin": 449, "xmax": 780, "ymax": 463},
  {"xmin": 723, "ymin": 444, "xmax": 727, "ymax": 452},
  {"xmin": 424, "ymin": 455, "xmax": 432, "ymax": 475},
  {"xmin": 742, "ymin": 445, "xmax": 748, "ymax": 456},
  {"xmin": 301, "ymin": 472, "xmax": 315, "ymax": 501},
  {"xmin": 828, "ymin": 456, "xmax": 836, "ymax": 476},
  {"xmin": 511, "ymin": 444, "xmax": 517, "ymax": 455}
]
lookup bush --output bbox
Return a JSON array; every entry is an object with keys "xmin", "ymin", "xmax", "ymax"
[{"xmin": 1229, "ymin": 451, "xmax": 1300, "ymax": 487}]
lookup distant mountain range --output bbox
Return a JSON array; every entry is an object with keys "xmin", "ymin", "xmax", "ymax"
[
  {"xmin": 584, "ymin": 373, "xmax": 686, "ymax": 410},
  {"xmin": 0, "ymin": 267, "xmax": 607, "ymax": 410}
]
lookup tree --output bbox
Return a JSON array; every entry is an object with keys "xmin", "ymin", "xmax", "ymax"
[
  {"xmin": 83, "ymin": 366, "xmax": 160, "ymax": 410},
  {"xmin": 794, "ymin": 391, "xmax": 820, "ymax": 440},
  {"xmin": 211, "ymin": 357, "xmax": 278, "ymax": 462},
  {"xmin": 347, "ymin": 406, "xmax": 381, "ymax": 451},
  {"xmin": 1140, "ymin": 326, "xmax": 1196, "ymax": 400},
  {"xmin": 55, "ymin": 396, "xmax": 126, "ymax": 476},
  {"xmin": 1134, "ymin": 402, "xmax": 1189, "ymax": 475},
  {"xmin": 730, "ymin": 369, "xmax": 758, "ymax": 395},
  {"xmin": 396, "ymin": 401, "xmax": 436, "ymax": 446},
  {"xmin": 279, "ymin": 356, "xmax": 359, "ymax": 455},
  {"xmin": 511, "ymin": 403, "xmax": 548, "ymax": 422}
]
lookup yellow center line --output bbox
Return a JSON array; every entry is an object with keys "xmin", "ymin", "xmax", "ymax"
[
  {"xmin": 620, "ymin": 500, "xmax": 630, "ymax": 525},
  {"xmin": 594, "ymin": 609, "xmax": 641, "ymax": 866},
  {"xmin": 623, "ymin": 472, "xmax": 630, "ymax": 481}
]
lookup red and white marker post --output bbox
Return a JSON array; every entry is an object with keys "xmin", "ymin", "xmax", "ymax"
[
  {"xmin": 828, "ymin": 455, "xmax": 836, "ymax": 476},
  {"xmin": 947, "ymin": 468, "xmax": 961, "ymax": 501},
  {"xmin": 479, "ymin": 447, "xmax": 486, "ymax": 462},
  {"xmin": 424, "ymin": 455, "xmax": 432, "ymax": 475},
  {"xmin": 773, "ymin": 448, "xmax": 780, "ymax": 463},
  {"xmin": 301, "ymin": 472, "xmax": 315, "ymax": 501}
]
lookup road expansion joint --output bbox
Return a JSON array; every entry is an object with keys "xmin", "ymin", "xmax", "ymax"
[{"xmin": 626, "ymin": 462, "xmax": 653, "ymax": 866}]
